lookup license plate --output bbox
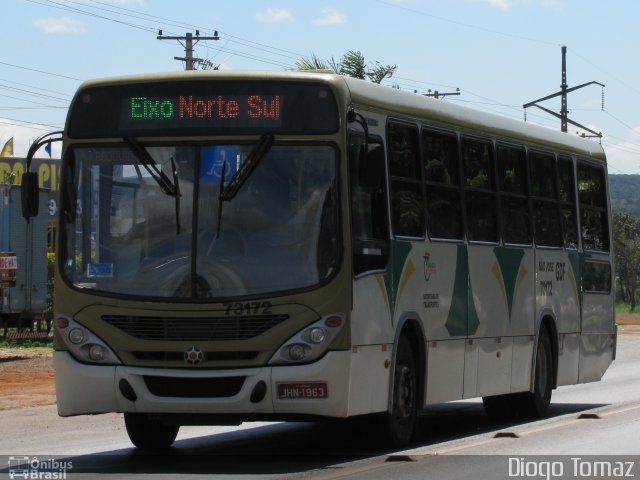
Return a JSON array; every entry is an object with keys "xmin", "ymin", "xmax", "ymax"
[{"xmin": 277, "ymin": 382, "xmax": 328, "ymax": 399}]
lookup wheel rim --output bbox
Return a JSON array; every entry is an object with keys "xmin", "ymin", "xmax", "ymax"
[{"xmin": 394, "ymin": 363, "xmax": 415, "ymax": 422}]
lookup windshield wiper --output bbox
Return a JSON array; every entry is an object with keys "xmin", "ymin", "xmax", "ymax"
[
  {"xmin": 170, "ymin": 156, "xmax": 181, "ymax": 234},
  {"xmin": 124, "ymin": 137, "xmax": 179, "ymax": 197},
  {"xmin": 125, "ymin": 137, "xmax": 182, "ymax": 234},
  {"xmin": 220, "ymin": 134, "xmax": 274, "ymax": 201},
  {"xmin": 216, "ymin": 134, "xmax": 274, "ymax": 238}
]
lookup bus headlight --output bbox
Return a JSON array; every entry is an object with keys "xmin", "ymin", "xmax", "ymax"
[
  {"xmin": 68, "ymin": 328, "xmax": 85, "ymax": 345},
  {"xmin": 269, "ymin": 313, "xmax": 346, "ymax": 365},
  {"xmin": 55, "ymin": 314, "xmax": 121, "ymax": 365},
  {"xmin": 308, "ymin": 327, "xmax": 326, "ymax": 344}
]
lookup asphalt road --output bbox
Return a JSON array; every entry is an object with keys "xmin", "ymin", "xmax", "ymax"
[{"xmin": 1, "ymin": 335, "xmax": 639, "ymax": 479}]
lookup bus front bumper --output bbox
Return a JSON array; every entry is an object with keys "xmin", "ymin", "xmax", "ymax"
[{"xmin": 53, "ymin": 350, "xmax": 352, "ymax": 419}]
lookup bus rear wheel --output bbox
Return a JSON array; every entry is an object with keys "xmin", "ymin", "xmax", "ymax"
[
  {"xmin": 124, "ymin": 413, "xmax": 180, "ymax": 450},
  {"xmin": 385, "ymin": 335, "xmax": 418, "ymax": 448},
  {"xmin": 517, "ymin": 326, "xmax": 553, "ymax": 418}
]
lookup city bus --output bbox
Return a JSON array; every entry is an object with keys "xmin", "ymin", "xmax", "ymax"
[{"xmin": 25, "ymin": 70, "xmax": 616, "ymax": 449}]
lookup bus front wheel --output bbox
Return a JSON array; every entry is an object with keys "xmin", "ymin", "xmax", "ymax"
[
  {"xmin": 124, "ymin": 413, "xmax": 180, "ymax": 450},
  {"xmin": 385, "ymin": 335, "xmax": 418, "ymax": 448}
]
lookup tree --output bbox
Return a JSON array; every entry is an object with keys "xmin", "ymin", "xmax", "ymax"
[
  {"xmin": 613, "ymin": 212, "xmax": 640, "ymax": 310},
  {"xmin": 295, "ymin": 50, "xmax": 397, "ymax": 84}
]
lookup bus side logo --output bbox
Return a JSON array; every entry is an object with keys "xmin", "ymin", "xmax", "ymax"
[{"xmin": 423, "ymin": 253, "xmax": 436, "ymax": 282}]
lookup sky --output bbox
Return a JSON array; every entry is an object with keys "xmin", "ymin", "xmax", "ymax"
[{"xmin": 2, "ymin": 0, "xmax": 640, "ymax": 174}]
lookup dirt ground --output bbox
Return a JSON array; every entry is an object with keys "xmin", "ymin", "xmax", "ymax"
[
  {"xmin": 0, "ymin": 318, "xmax": 638, "ymax": 412},
  {"xmin": 0, "ymin": 348, "xmax": 55, "ymax": 411}
]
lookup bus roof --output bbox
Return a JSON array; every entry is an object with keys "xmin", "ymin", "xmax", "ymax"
[
  {"xmin": 73, "ymin": 69, "xmax": 606, "ymax": 162},
  {"xmin": 340, "ymin": 75, "xmax": 605, "ymax": 162}
]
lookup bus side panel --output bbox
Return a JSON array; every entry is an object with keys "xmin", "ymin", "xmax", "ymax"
[
  {"xmin": 557, "ymin": 333, "xmax": 580, "ymax": 386},
  {"xmin": 351, "ymin": 275, "xmax": 393, "ymax": 346},
  {"xmin": 578, "ymin": 254, "xmax": 615, "ymax": 384},
  {"xmin": 535, "ymin": 250, "xmax": 581, "ymax": 334},
  {"xmin": 511, "ymin": 335, "xmax": 535, "ymax": 392},
  {"xmin": 347, "ymin": 345, "xmax": 392, "ymax": 416},
  {"xmin": 581, "ymin": 271, "xmax": 615, "ymax": 334},
  {"xmin": 468, "ymin": 245, "xmax": 534, "ymax": 396},
  {"xmin": 578, "ymin": 333, "xmax": 615, "ymax": 384},
  {"xmin": 397, "ymin": 242, "xmax": 467, "ymax": 405},
  {"xmin": 476, "ymin": 337, "xmax": 514, "ymax": 397},
  {"xmin": 469, "ymin": 246, "xmax": 535, "ymax": 338},
  {"xmin": 419, "ymin": 243, "xmax": 466, "ymax": 341},
  {"xmin": 426, "ymin": 339, "xmax": 465, "ymax": 404}
]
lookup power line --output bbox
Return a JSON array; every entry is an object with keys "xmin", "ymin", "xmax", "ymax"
[
  {"xmin": 0, "ymin": 106, "xmax": 66, "ymax": 110},
  {"xmin": 35, "ymin": 0, "xmax": 304, "ymax": 65},
  {"xmin": 0, "ymin": 60, "xmax": 83, "ymax": 82},
  {"xmin": 0, "ymin": 92, "xmax": 69, "ymax": 108},
  {"xmin": 0, "ymin": 84, "xmax": 70, "ymax": 103},
  {"xmin": 84, "ymin": 0, "xmax": 306, "ymax": 61},
  {"xmin": 27, "ymin": 0, "xmax": 157, "ymax": 34},
  {"xmin": 0, "ymin": 117, "xmax": 63, "ymax": 130},
  {"xmin": 0, "ymin": 78, "xmax": 72, "ymax": 99},
  {"xmin": 375, "ymin": 0, "xmax": 560, "ymax": 47},
  {"xmin": 15, "ymin": 0, "xmax": 640, "ymax": 164}
]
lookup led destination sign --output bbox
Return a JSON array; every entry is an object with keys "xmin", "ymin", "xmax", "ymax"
[
  {"xmin": 67, "ymin": 81, "xmax": 338, "ymax": 137},
  {"xmin": 127, "ymin": 94, "xmax": 282, "ymax": 126}
]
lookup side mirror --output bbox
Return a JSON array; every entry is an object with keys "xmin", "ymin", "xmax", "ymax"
[
  {"xmin": 21, "ymin": 171, "xmax": 40, "ymax": 219},
  {"xmin": 21, "ymin": 130, "xmax": 63, "ymax": 220}
]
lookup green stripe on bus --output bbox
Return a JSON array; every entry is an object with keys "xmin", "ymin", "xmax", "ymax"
[
  {"xmin": 383, "ymin": 240, "xmax": 413, "ymax": 320},
  {"xmin": 493, "ymin": 247, "xmax": 526, "ymax": 321}
]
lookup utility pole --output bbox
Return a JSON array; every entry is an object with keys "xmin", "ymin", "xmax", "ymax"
[
  {"xmin": 523, "ymin": 46, "xmax": 604, "ymax": 138},
  {"xmin": 157, "ymin": 30, "xmax": 219, "ymax": 71},
  {"xmin": 424, "ymin": 88, "xmax": 461, "ymax": 99}
]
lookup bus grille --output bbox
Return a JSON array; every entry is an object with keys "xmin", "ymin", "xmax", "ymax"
[
  {"xmin": 132, "ymin": 351, "xmax": 259, "ymax": 362},
  {"xmin": 143, "ymin": 375, "xmax": 245, "ymax": 398},
  {"xmin": 102, "ymin": 314, "xmax": 289, "ymax": 341}
]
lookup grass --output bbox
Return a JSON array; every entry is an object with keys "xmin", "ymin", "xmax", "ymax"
[
  {"xmin": 0, "ymin": 327, "xmax": 53, "ymax": 349},
  {"xmin": 616, "ymin": 303, "xmax": 640, "ymax": 326},
  {"xmin": 616, "ymin": 302, "xmax": 640, "ymax": 315},
  {"xmin": 0, "ymin": 339, "xmax": 52, "ymax": 349}
]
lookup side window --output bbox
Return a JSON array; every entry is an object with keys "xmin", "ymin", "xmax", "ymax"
[
  {"xmin": 529, "ymin": 151, "xmax": 562, "ymax": 247},
  {"xmin": 578, "ymin": 161, "xmax": 609, "ymax": 251},
  {"xmin": 558, "ymin": 156, "xmax": 578, "ymax": 249},
  {"xmin": 497, "ymin": 145, "xmax": 531, "ymax": 245},
  {"xmin": 423, "ymin": 129, "xmax": 463, "ymax": 240},
  {"xmin": 349, "ymin": 135, "xmax": 389, "ymax": 275},
  {"xmin": 388, "ymin": 122, "xmax": 424, "ymax": 237},
  {"xmin": 462, "ymin": 138, "xmax": 497, "ymax": 242},
  {"xmin": 583, "ymin": 261, "xmax": 611, "ymax": 292}
]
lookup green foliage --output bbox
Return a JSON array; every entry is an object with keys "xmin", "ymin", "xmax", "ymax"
[
  {"xmin": 610, "ymin": 174, "xmax": 640, "ymax": 217},
  {"xmin": 613, "ymin": 212, "xmax": 640, "ymax": 310},
  {"xmin": 295, "ymin": 50, "xmax": 397, "ymax": 84},
  {"xmin": 294, "ymin": 53, "xmax": 330, "ymax": 71},
  {"xmin": 0, "ymin": 337, "xmax": 52, "ymax": 348},
  {"xmin": 616, "ymin": 302, "xmax": 637, "ymax": 315},
  {"xmin": 339, "ymin": 50, "xmax": 367, "ymax": 80}
]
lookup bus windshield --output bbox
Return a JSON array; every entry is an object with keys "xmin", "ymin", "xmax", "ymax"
[{"xmin": 62, "ymin": 142, "xmax": 339, "ymax": 300}]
